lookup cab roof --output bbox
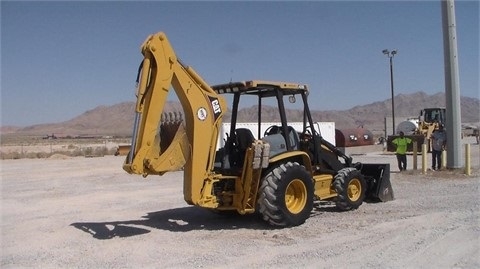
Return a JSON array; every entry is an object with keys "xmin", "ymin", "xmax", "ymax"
[{"xmin": 211, "ymin": 80, "xmax": 308, "ymax": 97}]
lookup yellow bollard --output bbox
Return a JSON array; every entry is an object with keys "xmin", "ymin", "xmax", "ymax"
[
  {"xmin": 441, "ymin": 150, "xmax": 447, "ymax": 169},
  {"xmin": 413, "ymin": 141, "xmax": 418, "ymax": 170},
  {"xmin": 422, "ymin": 143, "xmax": 427, "ymax": 174},
  {"xmin": 465, "ymin": 144, "xmax": 471, "ymax": 176}
]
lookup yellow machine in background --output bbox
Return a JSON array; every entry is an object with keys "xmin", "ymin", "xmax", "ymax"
[
  {"xmin": 418, "ymin": 107, "xmax": 446, "ymax": 138},
  {"xmin": 123, "ymin": 32, "xmax": 393, "ymax": 227},
  {"xmin": 387, "ymin": 107, "xmax": 446, "ymax": 152}
]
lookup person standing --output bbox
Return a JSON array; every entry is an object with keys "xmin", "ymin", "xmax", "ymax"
[
  {"xmin": 392, "ymin": 131, "xmax": 412, "ymax": 171},
  {"xmin": 430, "ymin": 125, "xmax": 447, "ymax": 170}
]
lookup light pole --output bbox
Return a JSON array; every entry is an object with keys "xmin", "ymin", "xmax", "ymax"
[{"xmin": 383, "ymin": 49, "xmax": 397, "ymax": 135}]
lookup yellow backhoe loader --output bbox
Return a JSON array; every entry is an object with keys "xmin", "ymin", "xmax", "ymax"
[
  {"xmin": 123, "ymin": 32, "xmax": 393, "ymax": 227},
  {"xmin": 387, "ymin": 107, "xmax": 446, "ymax": 152}
]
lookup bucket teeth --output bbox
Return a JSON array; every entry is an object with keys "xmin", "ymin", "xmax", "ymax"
[
  {"xmin": 161, "ymin": 111, "xmax": 184, "ymax": 127},
  {"xmin": 159, "ymin": 111, "xmax": 185, "ymax": 153}
]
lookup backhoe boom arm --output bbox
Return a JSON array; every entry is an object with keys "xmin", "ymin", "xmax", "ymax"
[{"xmin": 123, "ymin": 32, "xmax": 226, "ymax": 204}]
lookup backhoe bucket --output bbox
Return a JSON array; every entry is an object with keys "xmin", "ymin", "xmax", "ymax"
[
  {"xmin": 123, "ymin": 113, "xmax": 189, "ymax": 175},
  {"xmin": 361, "ymin": 163, "xmax": 394, "ymax": 202}
]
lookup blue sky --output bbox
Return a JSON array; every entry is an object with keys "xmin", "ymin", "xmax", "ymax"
[{"xmin": 1, "ymin": 1, "xmax": 479, "ymax": 127}]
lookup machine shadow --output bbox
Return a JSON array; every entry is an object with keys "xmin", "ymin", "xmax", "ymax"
[
  {"xmin": 71, "ymin": 206, "xmax": 269, "ymax": 240},
  {"xmin": 71, "ymin": 201, "xmax": 343, "ymax": 240}
]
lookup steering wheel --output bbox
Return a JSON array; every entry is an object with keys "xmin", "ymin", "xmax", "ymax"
[{"xmin": 264, "ymin": 125, "xmax": 281, "ymax": 136}]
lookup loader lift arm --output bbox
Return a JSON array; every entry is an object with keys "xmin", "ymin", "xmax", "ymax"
[{"xmin": 123, "ymin": 32, "xmax": 227, "ymax": 205}]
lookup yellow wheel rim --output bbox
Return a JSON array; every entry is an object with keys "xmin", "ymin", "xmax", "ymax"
[
  {"xmin": 348, "ymin": 178, "xmax": 362, "ymax": 202},
  {"xmin": 285, "ymin": 179, "xmax": 307, "ymax": 214}
]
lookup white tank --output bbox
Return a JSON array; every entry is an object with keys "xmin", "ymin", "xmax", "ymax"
[{"xmin": 396, "ymin": 119, "xmax": 419, "ymax": 135}]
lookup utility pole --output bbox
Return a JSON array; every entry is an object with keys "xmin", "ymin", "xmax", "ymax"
[
  {"xmin": 382, "ymin": 49, "xmax": 398, "ymax": 135},
  {"xmin": 442, "ymin": 0, "xmax": 462, "ymax": 168}
]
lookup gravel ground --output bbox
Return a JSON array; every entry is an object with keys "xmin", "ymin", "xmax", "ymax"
[{"xmin": 1, "ymin": 138, "xmax": 479, "ymax": 268}]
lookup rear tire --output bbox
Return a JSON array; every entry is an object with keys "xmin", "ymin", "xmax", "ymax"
[
  {"xmin": 333, "ymin": 167, "xmax": 366, "ymax": 211},
  {"xmin": 257, "ymin": 162, "xmax": 314, "ymax": 227}
]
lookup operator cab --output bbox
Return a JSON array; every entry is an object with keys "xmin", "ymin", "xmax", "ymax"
[
  {"xmin": 420, "ymin": 108, "xmax": 446, "ymax": 125},
  {"xmin": 211, "ymin": 80, "xmax": 322, "ymax": 173}
]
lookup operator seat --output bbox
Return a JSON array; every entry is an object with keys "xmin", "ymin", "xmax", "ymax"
[
  {"xmin": 287, "ymin": 126, "xmax": 300, "ymax": 150},
  {"xmin": 233, "ymin": 128, "xmax": 255, "ymax": 166}
]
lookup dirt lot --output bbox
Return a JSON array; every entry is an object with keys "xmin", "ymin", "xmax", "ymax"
[{"xmin": 1, "ymin": 138, "xmax": 479, "ymax": 268}]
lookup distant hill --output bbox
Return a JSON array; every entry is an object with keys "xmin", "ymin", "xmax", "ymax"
[{"xmin": 4, "ymin": 92, "xmax": 479, "ymax": 137}]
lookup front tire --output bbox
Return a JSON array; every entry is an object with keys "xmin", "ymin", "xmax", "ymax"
[
  {"xmin": 333, "ymin": 167, "xmax": 366, "ymax": 211},
  {"xmin": 257, "ymin": 162, "xmax": 314, "ymax": 227}
]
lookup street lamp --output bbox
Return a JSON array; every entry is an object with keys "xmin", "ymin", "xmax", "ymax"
[{"xmin": 383, "ymin": 49, "xmax": 397, "ymax": 135}]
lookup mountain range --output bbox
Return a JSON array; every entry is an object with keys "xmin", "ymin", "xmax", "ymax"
[{"xmin": 2, "ymin": 91, "xmax": 479, "ymax": 137}]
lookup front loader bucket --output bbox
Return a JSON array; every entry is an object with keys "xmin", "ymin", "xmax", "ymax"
[{"xmin": 361, "ymin": 163, "xmax": 394, "ymax": 202}]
